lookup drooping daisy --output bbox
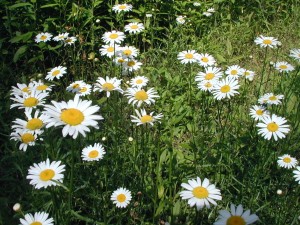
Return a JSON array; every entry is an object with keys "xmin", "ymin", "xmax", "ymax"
[
  {"xmin": 124, "ymin": 22, "xmax": 145, "ymax": 34},
  {"xmin": 177, "ymin": 50, "xmax": 200, "ymax": 64},
  {"xmin": 225, "ymin": 65, "xmax": 243, "ymax": 79},
  {"xmin": 111, "ymin": 187, "xmax": 132, "ymax": 208},
  {"xmin": 277, "ymin": 154, "xmax": 298, "ymax": 169},
  {"xmin": 102, "ymin": 30, "xmax": 125, "ymax": 45},
  {"xmin": 117, "ymin": 46, "xmax": 139, "ymax": 59},
  {"xmin": 254, "ymin": 35, "xmax": 280, "ymax": 48},
  {"xmin": 10, "ymin": 91, "xmax": 48, "ymax": 113},
  {"xmin": 10, "ymin": 129, "xmax": 39, "ymax": 151},
  {"xmin": 241, "ymin": 68, "xmax": 255, "ymax": 81},
  {"xmin": 112, "ymin": 3, "xmax": 133, "ymax": 13},
  {"xmin": 27, "ymin": 158, "xmax": 65, "ymax": 189},
  {"xmin": 44, "ymin": 95, "xmax": 104, "ymax": 139},
  {"xmin": 249, "ymin": 105, "xmax": 270, "ymax": 121},
  {"xmin": 123, "ymin": 59, "xmax": 143, "ymax": 72},
  {"xmin": 53, "ymin": 32, "xmax": 69, "ymax": 42},
  {"xmin": 20, "ymin": 212, "xmax": 54, "ymax": 225},
  {"xmin": 11, "ymin": 83, "xmax": 34, "ymax": 96},
  {"xmin": 212, "ymin": 76, "xmax": 240, "ymax": 100},
  {"xmin": 293, "ymin": 167, "xmax": 300, "ymax": 184},
  {"xmin": 264, "ymin": 93, "xmax": 284, "ymax": 105},
  {"xmin": 125, "ymin": 87, "xmax": 159, "ymax": 107},
  {"xmin": 289, "ymin": 48, "xmax": 300, "ymax": 62},
  {"xmin": 214, "ymin": 203, "xmax": 259, "ymax": 225},
  {"xmin": 131, "ymin": 109, "xmax": 163, "ymax": 126},
  {"xmin": 256, "ymin": 114, "xmax": 290, "ymax": 141},
  {"xmin": 81, "ymin": 143, "xmax": 106, "ymax": 161},
  {"xmin": 66, "ymin": 80, "xmax": 86, "ymax": 94},
  {"xmin": 176, "ymin": 16, "xmax": 186, "ymax": 24},
  {"xmin": 196, "ymin": 80, "xmax": 216, "ymax": 92},
  {"xmin": 130, "ymin": 76, "xmax": 149, "ymax": 88},
  {"xmin": 99, "ymin": 44, "xmax": 120, "ymax": 58},
  {"xmin": 45, "ymin": 66, "xmax": 67, "ymax": 81},
  {"xmin": 35, "ymin": 32, "xmax": 52, "ymax": 43},
  {"xmin": 32, "ymin": 80, "xmax": 53, "ymax": 93},
  {"xmin": 195, "ymin": 66, "xmax": 223, "ymax": 82},
  {"xmin": 64, "ymin": 36, "xmax": 77, "ymax": 46},
  {"xmin": 274, "ymin": 61, "xmax": 295, "ymax": 73},
  {"xmin": 197, "ymin": 53, "xmax": 216, "ymax": 67},
  {"xmin": 179, "ymin": 177, "xmax": 222, "ymax": 210},
  {"xmin": 94, "ymin": 76, "xmax": 123, "ymax": 97}
]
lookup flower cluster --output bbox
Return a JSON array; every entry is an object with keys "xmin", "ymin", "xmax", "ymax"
[{"xmin": 35, "ymin": 32, "xmax": 77, "ymax": 46}]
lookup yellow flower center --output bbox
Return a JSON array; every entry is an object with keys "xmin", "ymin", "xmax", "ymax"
[
  {"xmin": 21, "ymin": 133, "xmax": 35, "ymax": 144},
  {"xmin": 201, "ymin": 57, "xmax": 209, "ymax": 63},
  {"xmin": 123, "ymin": 49, "xmax": 132, "ymax": 56},
  {"xmin": 185, "ymin": 53, "xmax": 194, "ymax": 59},
  {"xmin": 109, "ymin": 33, "xmax": 119, "ymax": 39},
  {"xmin": 119, "ymin": 5, "xmax": 126, "ymax": 10},
  {"xmin": 130, "ymin": 25, "xmax": 138, "ymax": 29},
  {"xmin": 80, "ymin": 87, "xmax": 87, "ymax": 93},
  {"xmin": 102, "ymin": 82, "xmax": 114, "ymax": 91},
  {"xmin": 23, "ymin": 97, "xmax": 39, "ymax": 107},
  {"xmin": 205, "ymin": 73, "xmax": 215, "ymax": 80},
  {"xmin": 192, "ymin": 186, "xmax": 209, "ymax": 199},
  {"xmin": 127, "ymin": 61, "xmax": 136, "ymax": 67},
  {"xmin": 267, "ymin": 122, "xmax": 279, "ymax": 132},
  {"xmin": 269, "ymin": 96, "xmax": 277, "ymax": 101},
  {"xmin": 220, "ymin": 85, "xmax": 231, "ymax": 93},
  {"xmin": 117, "ymin": 194, "xmax": 126, "ymax": 202},
  {"xmin": 88, "ymin": 150, "xmax": 99, "ymax": 158},
  {"xmin": 26, "ymin": 118, "xmax": 43, "ymax": 130},
  {"xmin": 30, "ymin": 222, "xmax": 42, "ymax": 225},
  {"xmin": 22, "ymin": 87, "xmax": 30, "ymax": 93},
  {"xmin": 230, "ymin": 70, "xmax": 238, "ymax": 75},
  {"xmin": 40, "ymin": 35, "xmax": 47, "ymax": 40},
  {"xmin": 140, "ymin": 115, "xmax": 153, "ymax": 123},
  {"xmin": 107, "ymin": 47, "xmax": 114, "ymax": 52},
  {"xmin": 283, "ymin": 157, "xmax": 292, "ymax": 163},
  {"xmin": 135, "ymin": 90, "xmax": 148, "ymax": 101},
  {"xmin": 204, "ymin": 82, "xmax": 212, "ymax": 88},
  {"xmin": 36, "ymin": 84, "xmax": 48, "ymax": 91},
  {"xmin": 65, "ymin": 38, "xmax": 72, "ymax": 43},
  {"xmin": 60, "ymin": 108, "xmax": 84, "ymax": 126},
  {"xmin": 279, "ymin": 65, "xmax": 288, "ymax": 70},
  {"xmin": 72, "ymin": 84, "xmax": 80, "ymax": 89},
  {"xmin": 52, "ymin": 70, "xmax": 60, "ymax": 76},
  {"xmin": 263, "ymin": 39, "xmax": 272, "ymax": 45},
  {"xmin": 118, "ymin": 58, "xmax": 125, "ymax": 63},
  {"xmin": 135, "ymin": 79, "xmax": 143, "ymax": 84},
  {"xmin": 39, "ymin": 169, "xmax": 55, "ymax": 181},
  {"xmin": 256, "ymin": 109, "xmax": 263, "ymax": 115},
  {"xmin": 226, "ymin": 216, "xmax": 246, "ymax": 225}
]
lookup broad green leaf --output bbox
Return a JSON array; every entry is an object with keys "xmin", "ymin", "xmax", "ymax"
[
  {"xmin": 13, "ymin": 45, "xmax": 28, "ymax": 62},
  {"xmin": 9, "ymin": 3, "xmax": 32, "ymax": 10},
  {"xmin": 10, "ymin": 32, "xmax": 33, "ymax": 43}
]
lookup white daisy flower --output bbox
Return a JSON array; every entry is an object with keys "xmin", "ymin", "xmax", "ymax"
[
  {"xmin": 81, "ymin": 143, "xmax": 106, "ymax": 161},
  {"xmin": 76, "ymin": 83, "xmax": 92, "ymax": 96},
  {"xmin": 117, "ymin": 46, "xmax": 139, "ymax": 59},
  {"xmin": 207, "ymin": 8, "xmax": 215, "ymax": 13},
  {"xmin": 93, "ymin": 76, "xmax": 123, "ymax": 97},
  {"xmin": 20, "ymin": 211, "xmax": 54, "ymax": 225},
  {"xmin": 112, "ymin": 4, "xmax": 133, "ymax": 13},
  {"xmin": 130, "ymin": 76, "xmax": 149, "ymax": 88},
  {"xmin": 66, "ymin": 80, "xmax": 86, "ymax": 94},
  {"xmin": 277, "ymin": 154, "xmax": 298, "ymax": 169},
  {"xmin": 179, "ymin": 177, "xmax": 222, "ymax": 210},
  {"xmin": 11, "ymin": 83, "xmax": 34, "ymax": 96},
  {"xmin": 203, "ymin": 12, "xmax": 213, "ymax": 17},
  {"xmin": 122, "ymin": 59, "xmax": 143, "ymax": 72},
  {"xmin": 44, "ymin": 95, "xmax": 104, "ymax": 139},
  {"xmin": 197, "ymin": 53, "xmax": 216, "ymax": 67},
  {"xmin": 293, "ymin": 166, "xmax": 300, "ymax": 184},
  {"xmin": 274, "ymin": 61, "xmax": 295, "ymax": 73},
  {"xmin": 113, "ymin": 56, "xmax": 127, "ymax": 66},
  {"xmin": 249, "ymin": 105, "xmax": 270, "ymax": 121},
  {"xmin": 45, "ymin": 66, "xmax": 67, "ymax": 81},
  {"xmin": 176, "ymin": 16, "xmax": 186, "ymax": 24},
  {"xmin": 264, "ymin": 93, "xmax": 284, "ymax": 105},
  {"xmin": 99, "ymin": 44, "xmax": 120, "ymax": 58},
  {"xmin": 102, "ymin": 30, "xmax": 125, "ymax": 44},
  {"xmin": 32, "ymin": 80, "xmax": 53, "ymax": 93},
  {"xmin": 124, "ymin": 22, "xmax": 145, "ymax": 34},
  {"xmin": 289, "ymin": 48, "xmax": 300, "ymax": 62},
  {"xmin": 196, "ymin": 80, "xmax": 216, "ymax": 92},
  {"xmin": 53, "ymin": 32, "xmax": 69, "ymax": 42},
  {"xmin": 111, "ymin": 187, "xmax": 132, "ymax": 208},
  {"xmin": 10, "ymin": 129, "xmax": 40, "ymax": 151},
  {"xmin": 131, "ymin": 108, "xmax": 163, "ymax": 126},
  {"xmin": 254, "ymin": 35, "xmax": 280, "ymax": 48},
  {"xmin": 256, "ymin": 114, "xmax": 290, "ymax": 141},
  {"xmin": 195, "ymin": 66, "xmax": 223, "ymax": 82},
  {"xmin": 214, "ymin": 203, "xmax": 259, "ymax": 225},
  {"xmin": 212, "ymin": 76, "xmax": 240, "ymax": 100},
  {"xmin": 27, "ymin": 159, "xmax": 65, "ymax": 189},
  {"xmin": 225, "ymin": 65, "xmax": 243, "ymax": 79},
  {"xmin": 193, "ymin": 2, "xmax": 201, "ymax": 6},
  {"xmin": 241, "ymin": 68, "xmax": 255, "ymax": 81},
  {"xmin": 125, "ymin": 87, "xmax": 159, "ymax": 107},
  {"xmin": 64, "ymin": 36, "xmax": 77, "ymax": 46},
  {"xmin": 177, "ymin": 50, "xmax": 200, "ymax": 64},
  {"xmin": 35, "ymin": 32, "xmax": 52, "ymax": 43}
]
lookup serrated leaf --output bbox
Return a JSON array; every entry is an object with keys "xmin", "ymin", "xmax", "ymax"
[{"xmin": 13, "ymin": 45, "xmax": 28, "ymax": 62}]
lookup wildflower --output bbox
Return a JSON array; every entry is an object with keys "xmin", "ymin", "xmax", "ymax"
[
  {"xmin": 266, "ymin": 93, "xmax": 284, "ymax": 105},
  {"xmin": 203, "ymin": 12, "xmax": 213, "ymax": 17},
  {"xmin": 31, "ymin": 80, "xmax": 53, "ymax": 93},
  {"xmin": 195, "ymin": 66, "xmax": 223, "ymax": 82},
  {"xmin": 277, "ymin": 189, "xmax": 283, "ymax": 195},
  {"xmin": 13, "ymin": 203, "xmax": 21, "ymax": 212},
  {"xmin": 177, "ymin": 50, "xmax": 200, "ymax": 64},
  {"xmin": 94, "ymin": 76, "xmax": 123, "ymax": 97},
  {"xmin": 128, "ymin": 137, "xmax": 133, "ymax": 142},
  {"xmin": 214, "ymin": 203, "xmax": 259, "ymax": 225},
  {"xmin": 123, "ymin": 59, "xmax": 143, "ymax": 72},
  {"xmin": 212, "ymin": 76, "xmax": 240, "ymax": 100},
  {"xmin": 179, "ymin": 177, "xmax": 222, "ymax": 210},
  {"xmin": 53, "ymin": 32, "xmax": 69, "ymax": 42},
  {"xmin": 102, "ymin": 31, "xmax": 125, "ymax": 44},
  {"xmin": 196, "ymin": 80, "xmax": 216, "ymax": 92},
  {"xmin": 254, "ymin": 35, "xmax": 280, "ymax": 48},
  {"xmin": 44, "ymin": 95, "xmax": 103, "ymax": 139},
  {"xmin": 124, "ymin": 22, "xmax": 145, "ymax": 34},
  {"xmin": 81, "ymin": 143, "xmax": 106, "ymax": 161},
  {"xmin": 146, "ymin": 14, "xmax": 153, "ymax": 18},
  {"xmin": 113, "ymin": 56, "xmax": 127, "ymax": 65},
  {"xmin": 102, "ymin": 137, "xmax": 106, "ymax": 141},
  {"xmin": 64, "ymin": 36, "xmax": 77, "ymax": 46},
  {"xmin": 197, "ymin": 53, "xmax": 216, "ymax": 67},
  {"xmin": 125, "ymin": 87, "xmax": 159, "ymax": 107},
  {"xmin": 277, "ymin": 154, "xmax": 298, "ymax": 169},
  {"xmin": 176, "ymin": 16, "xmax": 186, "ymax": 24},
  {"xmin": 117, "ymin": 46, "xmax": 139, "ymax": 59},
  {"xmin": 10, "ymin": 129, "xmax": 40, "ymax": 151},
  {"xmin": 20, "ymin": 212, "xmax": 54, "ymax": 225},
  {"xmin": 45, "ymin": 66, "xmax": 67, "ymax": 81},
  {"xmin": 207, "ymin": 8, "xmax": 215, "ymax": 13},
  {"xmin": 99, "ymin": 44, "xmax": 120, "ymax": 58},
  {"xmin": 289, "ymin": 48, "xmax": 300, "ymax": 62},
  {"xmin": 193, "ymin": 2, "xmax": 201, "ymax": 6},
  {"xmin": 112, "ymin": 3, "xmax": 133, "ymax": 13},
  {"xmin": 256, "ymin": 114, "xmax": 290, "ymax": 141},
  {"xmin": 274, "ymin": 61, "xmax": 295, "ymax": 73},
  {"xmin": 11, "ymin": 83, "xmax": 34, "ymax": 96},
  {"xmin": 27, "ymin": 159, "xmax": 65, "ymax": 189},
  {"xmin": 111, "ymin": 187, "xmax": 132, "ymax": 208},
  {"xmin": 241, "ymin": 69, "xmax": 255, "ymax": 81},
  {"xmin": 225, "ymin": 65, "xmax": 243, "ymax": 79},
  {"xmin": 35, "ymin": 32, "xmax": 52, "ymax": 43},
  {"xmin": 77, "ymin": 83, "xmax": 92, "ymax": 96},
  {"xmin": 66, "ymin": 80, "xmax": 86, "ymax": 94},
  {"xmin": 249, "ymin": 105, "xmax": 270, "ymax": 121},
  {"xmin": 131, "ymin": 108, "xmax": 163, "ymax": 126},
  {"xmin": 130, "ymin": 76, "xmax": 149, "ymax": 88},
  {"xmin": 293, "ymin": 166, "xmax": 300, "ymax": 184}
]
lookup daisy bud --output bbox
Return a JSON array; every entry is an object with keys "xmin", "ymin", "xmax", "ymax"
[
  {"xmin": 277, "ymin": 189, "xmax": 283, "ymax": 195},
  {"xmin": 128, "ymin": 137, "xmax": 133, "ymax": 142},
  {"xmin": 96, "ymin": 19, "xmax": 100, "ymax": 23},
  {"xmin": 37, "ymin": 73, "xmax": 43, "ymax": 78},
  {"xmin": 102, "ymin": 137, "xmax": 106, "ymax": 141},
  {"xmin": 269, "ymin": 61, "xmax": 274, "ymax": 65},
  {"xmin": 13, "ymin": 203, "xmax": 21, "ymax": 212},
  {"xmin": 94, "ymin": 58, "xmax": 99, "ymax": 62}
]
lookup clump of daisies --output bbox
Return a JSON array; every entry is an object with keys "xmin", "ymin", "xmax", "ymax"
[{"xmin": 35, "ymin": 32, "xmax": 77, "ymax": 46}]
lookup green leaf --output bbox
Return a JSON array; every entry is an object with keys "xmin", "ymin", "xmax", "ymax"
[
  {"xmin": 10, "ymin": 32, "xmax": 33, "ymax": 43},
  {"xmin": 172, "ymin": 200, "xmax": 181, "ymax": 216},
  {"xmin": 9, "ymin": 3, "xmax": 32, "ymax": 10},
  {"xmin": 13, "ymin": 45, "xmax": 28, "ymax": 63},
  {"xmin": 157, "ymin": 184, "xmax": 165, "ymax": 199},
  {"xmin": 40, "ymin": 3, "xmax": 59, "ymax": 8}
]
